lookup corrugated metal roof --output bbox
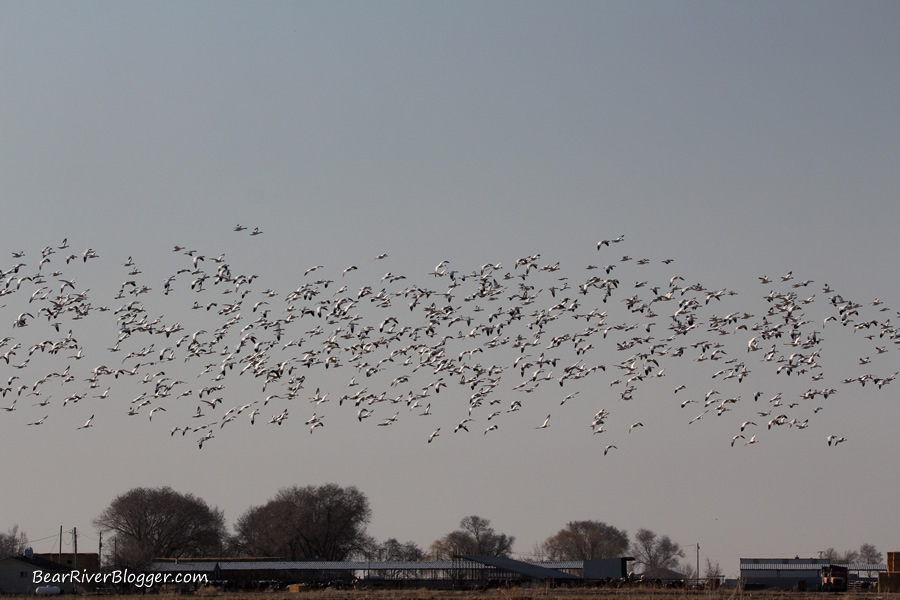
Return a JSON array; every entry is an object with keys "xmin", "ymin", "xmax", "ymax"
[
  {"xmin": 740, "ymin": 558, "xmax": 829, "ymax": 565},
  {"xmin": 150, "ymin": 560, "xmax": 457, "ymax": 572},
  {"xmin": 740, "ymin": 562, "xmax": 887, "ymax": 571},
  {"xmin": 539, "ymin": 561, "xmax": 584, "ymax": 570},
  {"xmin": 846, "ymin": 563, "xmax": 887, "ymax": 571},
  {"xmin": 457, "ymin": 555, "xmax": 581, "ymax": 580},
  {"xmin": 741, "ymin": 563, "xmax": 826, "ymax": 571},
  {"xmin": 150, "ymin": 559, "xmax": 592, "ymax": 573},
  {"xmin": 151, "ymin": 562, "xmax": 217, "ymax": 572}
]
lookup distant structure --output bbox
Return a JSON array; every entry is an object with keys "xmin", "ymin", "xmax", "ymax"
[
  {"xmin": 34, "ymin": 552, "xmax": 100, "ymax": 575},
  {"xmin": 148, "ymin": 555, "xmax": 635, "ymax": 590},
  {"xmin": 0, "ymin": 554, "xmax": 76, "ymax": 595},
  {"xmin": 740, "ymin": 557, "xmax": 886, "ymax": 591}
]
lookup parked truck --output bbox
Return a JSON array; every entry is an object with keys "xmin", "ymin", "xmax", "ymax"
[{"xmin": 821, "ymin": 565, "xmax": 848, "ymax": 592}]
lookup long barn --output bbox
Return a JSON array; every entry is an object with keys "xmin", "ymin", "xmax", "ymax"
[
  {"xmin": 740, "ymin": 557, "xmax": 886, "ymax": 590},
  {"xmin": 148, "ymin": 555, "xmax": 634, "ymax": 590}
]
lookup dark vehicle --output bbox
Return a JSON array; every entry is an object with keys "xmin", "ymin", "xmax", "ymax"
[{"xmin": 821, "ymin": 565, "xmax": 848, "ymax": 592}]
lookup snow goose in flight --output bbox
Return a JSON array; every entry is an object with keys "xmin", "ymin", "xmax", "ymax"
[{"xmin": 378, "ymin": 412, "xmax": 399, "ymax": 426}]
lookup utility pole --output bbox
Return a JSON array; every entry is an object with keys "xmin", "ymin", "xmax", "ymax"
[
  {"xmin": 98, "ymin": 532, "xmax": 102, "ymax": 569},
  {"xmin": 73, "ymin": 527, "xmax": 77, "ymax": 571},
  {"xmin": 697, "ymin": 542, "xmax": 700, "ymax": 584}
]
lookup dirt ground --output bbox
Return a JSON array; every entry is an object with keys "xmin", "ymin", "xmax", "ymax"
[{"xmin": 64, "ymin": 587, "xmax": 890, "ymax": 600}]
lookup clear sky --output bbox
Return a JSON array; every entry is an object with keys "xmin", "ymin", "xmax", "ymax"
[{"xmin": 1, "ymin": 1, "xmax": 898, "ymax": 578}]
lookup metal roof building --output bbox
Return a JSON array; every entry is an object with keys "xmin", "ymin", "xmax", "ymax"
[
  {"xmin": 740, "ymin": 558, "xmax": 887, "ymax": 591},
  {"xmin": 148, "ymin": 555, "xmax": 633, "ymax": 589}
]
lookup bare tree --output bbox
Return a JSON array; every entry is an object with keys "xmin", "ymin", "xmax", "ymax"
[
  {"xmin": 428, "ymin": 530, "xmax": 476, "ymax": 559},
  {"xmin": 428, "ymin": 515, "xmax": 515, "ymax": 559},
  {"xmin": 859, "ymin": 543, "xmax": 882, "ymax": 565},
  {"xmin": 859, "ymin": 543, "xmax": 883, "ymax": 577},
  {"xmin": 370, "ymin": 538, "xmax": 424, "ymax": 562},
  {"xmin": 361, "ymin": 538, "xmax": 424, "ymax": 579},
  {"xmin": 821, "ymin": 547, "xmax": 839, "ymax": 561},
  {"xmin": 680, "ymin": 561, "xmax": 696, "ymax": 581},
  {"xmin": 233, "ymin": 483, "xmax": 371, "ymax": 561},
  {"xmin": 630, "ymin": 528, "xmax": 684, "ymax": 574},
  {"xmin": 0, "ymin": 525, "xmax": 28, "ymax": 557},
  {"xmin": 461, "ymin": 515, "xmax": 515, "ymax": 557},
  {"xmin": 541, "ymin": 520, "xmax": 629, "ymax": 561},
  {"xmin": 704, "ymin": 557, "xmax": 722, "ymax": 579},
  {"xmin": 822, "ymin": 547, "xmax": 860, "ymax": 563},
  {"xmin": 93, "ymin": 486, "xmax": 226, "ymax": 568}
]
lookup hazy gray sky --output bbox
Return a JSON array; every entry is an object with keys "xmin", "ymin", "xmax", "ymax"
[{"xmin": 2, "ymin": 2, "xmax": 898, "ymax": 577}]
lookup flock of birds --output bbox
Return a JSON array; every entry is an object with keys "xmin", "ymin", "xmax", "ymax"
[{"xmin": 1, "ymin": 228, "xmax": 896, "ymax": 452}]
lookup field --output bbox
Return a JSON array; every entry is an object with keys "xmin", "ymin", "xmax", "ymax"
[
  {"xmin": 193, "ymin": 591, "xmax": 882, "ymax": 600},
  {"xmin": 17, "ymin": 588, "xmax": 889, "ymax": 600}
]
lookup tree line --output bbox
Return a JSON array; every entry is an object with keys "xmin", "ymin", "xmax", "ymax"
[{"xmin": 1, "ymin": 484, "xmax": 885, "ymax": 575}]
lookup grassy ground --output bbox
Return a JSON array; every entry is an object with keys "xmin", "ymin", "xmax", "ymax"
[{"xmin": 36, "ymin": 587, "xmax": 888, "ymax": 600}]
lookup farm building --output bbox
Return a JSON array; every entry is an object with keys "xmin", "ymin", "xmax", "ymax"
[
  {"xmin": 33, "ymin": 551, "xmax": 100, "ymax": 574},
  {"xmin": 0, "ymin": 552, "xmax": 77, "ymax": 595},
  {"xmin": 740, "ymin": 557, "xmax": 886, "ymax": 591},
  {"xmin": 147, "ymin": 555, "xmax": 634, "ymax": 590}
]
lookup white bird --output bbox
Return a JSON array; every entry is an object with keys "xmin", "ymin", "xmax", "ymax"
[
  {"xmin": 535, "ymin": 414, "xmax": 551, "ymax": 429},
  {"xmin": 428, "ymin": 428, "xmax": 440, "ymax": 443},
  {"xmin": 378, "ymin": 412, "xmax": 399, "ymax": 426},
  {"xmin": 198, "ymin": 431, "xmax": 214, "ymax": 449},
  {"xmin": 604, "ymin": 444, "xmax": 617, "ymax": 456},
  {"xmin": 827, "ymin": 435, "xmax": 847, "ymax": 447},
  {"xmin": 629, "ymin": 421, "xmax": 643, "ymax": 433},
  {"xmin": 77, "ymin": 414, "xmax": 94, "ymax": 429}
]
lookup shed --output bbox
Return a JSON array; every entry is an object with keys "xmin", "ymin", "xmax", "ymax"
[
  {"xmin": 0, "ymin": 554, "xmax": 77, "ymax": 595},
  {"xmin": 740, "ymin": 558, "xmax": 828, "ymax": 590}
]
